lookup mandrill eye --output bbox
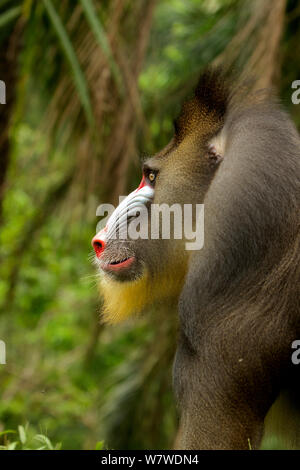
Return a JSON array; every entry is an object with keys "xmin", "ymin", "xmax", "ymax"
[
  {"xmin": 148, "ymin": 171, "xmax": 156, "ymax": 183},
  {"xmin": 142, "ymin": 163, "xmax": 158, "ymax": 185}
]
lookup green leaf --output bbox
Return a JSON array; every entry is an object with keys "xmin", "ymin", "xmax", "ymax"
[
  {"xmin": 0, "ymin": 430, "xmax": 16, "ymax": 437},
  {"xmin": 18, "ymin": 425, "xmax": 26, "ymax": 445},
  {"xmin": 34, "ymin": 434, "xmax": 54, "ymax": 450},
  {"xmin": 95, "ymin": 441, "xmax": 105, "ymax": 450},
  {"xmin": 8, "ymin": 442, "xmax": 18, "ymax": 450},
  {"xmin": 43, "ymin": 0, "xmax": 94, "ymax": 126},
  {"xmin": 0, "ymin": 6, "xmax": 21, "ymax": 29}
]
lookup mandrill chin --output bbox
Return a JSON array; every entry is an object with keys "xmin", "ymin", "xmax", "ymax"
[{"xmin": 92, "ymin": 69, "xmax": 300, "ymax": 450}]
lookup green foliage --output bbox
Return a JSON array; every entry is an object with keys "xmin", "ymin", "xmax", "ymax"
[
  {"xmin": 0, "ymin": 425, "xmax": 61, "ymax": 450},
  {"xmin": 0, "ymin": 0, "xmax": 299, "ymax": 451}
]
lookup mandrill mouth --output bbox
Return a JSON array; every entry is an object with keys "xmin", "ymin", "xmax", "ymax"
[
  {"xmin": 92, "ymin": 237, "xmax": 139, "ymax": 279},
  {"xmin": 101, "ymin": 256, "xmax": 136, "ymax": 272}
]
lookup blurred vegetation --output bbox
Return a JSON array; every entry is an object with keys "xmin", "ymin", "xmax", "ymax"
[
  {"xmin": 0, "ymin": 424, "xmax": 62, "ymax": 450},
  {"xmin": 0, "ymin": 0, "xmax": 299, "ymax": 450}
]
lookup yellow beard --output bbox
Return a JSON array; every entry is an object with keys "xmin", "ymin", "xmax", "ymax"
[{"xmin": 99, "ymin": 261, "xmax": 188, "ymax": 324}]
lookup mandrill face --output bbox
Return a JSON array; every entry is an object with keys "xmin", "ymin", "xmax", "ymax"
[
  {"xmin": 93, "ymin": 179, "xmax": 155, "ymax": 283},
  {"xmin": 92, "ymin": 75, "xmax": 226, "ymax": 323},
  {"xmin": 91, "ymin": 152, "xmax": 192, "ymax": 324}
]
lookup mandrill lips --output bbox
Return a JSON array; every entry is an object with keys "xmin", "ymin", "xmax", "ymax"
[{"xmin": 101, "ymin": 257, "xmax": 136, "ymax": 272}]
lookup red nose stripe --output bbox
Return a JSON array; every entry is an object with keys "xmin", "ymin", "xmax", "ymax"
[{"xmin": 137, "ymin": 175, "xmax": 146, "ymax": 190}]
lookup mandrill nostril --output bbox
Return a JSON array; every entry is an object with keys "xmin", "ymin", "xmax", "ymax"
[{"xmin": 93, "ymin": 240, "xmax": 106, "ymax": 258}]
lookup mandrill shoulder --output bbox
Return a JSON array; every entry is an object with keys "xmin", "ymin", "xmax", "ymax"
[{"xmin": 179, "ymin": 86, "xmax": 300, "ymax": 350}]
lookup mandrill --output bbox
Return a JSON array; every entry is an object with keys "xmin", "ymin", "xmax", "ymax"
[{"xmin": 92, "ymin": 69, "xmax": 300, "ymax": 450}]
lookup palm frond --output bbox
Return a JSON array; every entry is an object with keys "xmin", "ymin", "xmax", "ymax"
[{"xmin": 43, "ymin": 0, "xmax": 94, "ymax": 126}]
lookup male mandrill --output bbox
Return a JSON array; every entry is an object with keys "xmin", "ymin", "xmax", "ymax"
[{"xmin": 92, "ymin": 70, "xmax": 300, "ymax": 450}]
